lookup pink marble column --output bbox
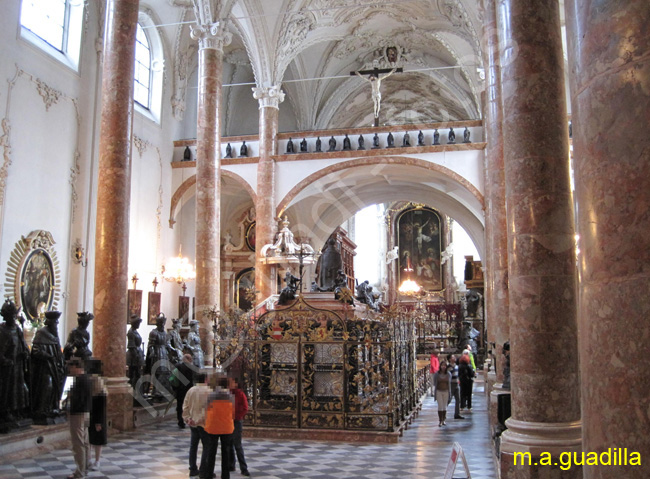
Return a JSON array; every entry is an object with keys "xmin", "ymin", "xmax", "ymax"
[
  {"xmin": 93, "ymin": 0, "xmax": 139, "ymax": 431},
  {"xmin": 190, "ymin": 5, "xmax": 231, "ymax": 366},
  {"xmin": 565, "ymin": 2, "xmax": 650, "ymax": 477},
  {"xmin": 253, "ymin": 86, "xmax": 284, "ymax": 302},
  {"xmin": 497, "ymin": 0, "xmax": 581, "ymax": 476},
  {"xmin": 482, "ymin": 0, "xmax": 509, "ymax": 385}
]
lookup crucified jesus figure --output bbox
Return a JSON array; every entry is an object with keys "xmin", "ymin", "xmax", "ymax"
[{"xmin": 355, "ymin": 68, "xmax": 396, "ymax": 119}]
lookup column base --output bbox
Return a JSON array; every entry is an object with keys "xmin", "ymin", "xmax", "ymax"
[
  {"xmin": 489, "ymin": 385, "xmax": 510, "ymax": 431},
  {"xmin": 105, "ymin": 377, "xmax": 134, "ymax": 431},
  {"xmin": 500, "ymin": 418, "xmax": 582, "ymax": 478}
]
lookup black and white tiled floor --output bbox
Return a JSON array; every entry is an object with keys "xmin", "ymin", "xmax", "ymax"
[{"xmin": 0, "ymin": 383, "xmax": 496, "ymax": 479}]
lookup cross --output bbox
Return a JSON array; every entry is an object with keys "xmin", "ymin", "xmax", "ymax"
[{"xmin": 351, "ymin": 67, "xmax": 403, "ymax": 126}]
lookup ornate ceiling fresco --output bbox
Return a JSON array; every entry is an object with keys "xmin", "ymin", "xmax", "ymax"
[{"xmin": 161, "ymin": 0, "xmax": 484, "ymax": 133}]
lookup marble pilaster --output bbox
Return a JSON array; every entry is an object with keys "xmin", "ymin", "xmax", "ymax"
[
  {"xmin": 93, "ymin": 0, "xmax": 140, "ymax": 431},
  {"xmin": 190, "ymin": 2, "xmax": 231, "ymax": 366},
  {"xmin": 253, "ymin": 86, "xmax": 284, "ymax": 302},
  {"xmin": 565, "ymin": 2, "xmax": 650, "ymax": 477},
  {"xmin": 497, "ymin": 0, "xmax": 581, "ymax": 476},
  {"xmin": 482, "ymin": 0, "xmax": 509, "ymax": 386}
]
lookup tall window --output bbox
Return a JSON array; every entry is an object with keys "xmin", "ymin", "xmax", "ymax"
[
  {"xmin": 134, "ymin": 24, "xmax": 152, "ymax": 109},
  {"xmin": 20, "ymin": 0, "xmax": 83, "ymax": 70}
]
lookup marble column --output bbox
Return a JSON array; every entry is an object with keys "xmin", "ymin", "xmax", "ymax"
[
  {"xmin": 190, "ymin": 1, "xmax": 231, "ymax": 366},
  {"xmin": 93, "ymin": 0, "xmax": 139, "ymax": 431},
  {"xmin": 497, "ymin": 0, "xmax": 581, "ymax": 476},
  {"xmin": 565, "ymin": 2, "xmax": 650, "ymax": 477},
  {"xmin": 253, "ymin": 86, "xmax": 285, "ymax": 303}
]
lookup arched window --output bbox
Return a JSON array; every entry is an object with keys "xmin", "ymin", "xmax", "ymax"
[
  {"xmin": 134, "ymin": 23, "xmax": 152, "ymax": 109},
  {"xmin": 20, "ymin": 0, "xmax": 84, "ymax": 70},
  {"xmin": 133, "ymin": 12, "xmax": 164, "ymax": 124}
]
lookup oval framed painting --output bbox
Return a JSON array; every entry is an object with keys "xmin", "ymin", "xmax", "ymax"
[
  {"xmin": 245, "ymin": 221, "xmax": 256, "ymax": 251},
  {"xmin": 20, "ymin": 248, "xmax": 55, "ymax": 322}
]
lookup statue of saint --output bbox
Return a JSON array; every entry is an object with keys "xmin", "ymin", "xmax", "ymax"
[
  {"xmin": 387, "ymin": 132, "xmax": 395, "ymax": 147},
  {"xmin": 183, "ymin": 146, "xmax": 192, "ymax": 161},
  {"xmin": 300, "ymin": 138, "xmax": 308, "ymax": 153},
  {"xmin": 357, "ymin": 135, "xmax": 365, "ymax": 150},
  {"xmin": 126, "ymin": 316, "xmax": 145, "ymax": 392},
  {"xmin": 0, "ymin": 300, "xmax": 30, "ymax": 430},
  {"xmin": 63, "ymin": 312, "xmax": 93, "ymax": 361},
  {"xmin": 315, "ymin": 137, "xmax": 322, "ymax": 152},
  {"xmin": 343, "ymin": 134, "xmax": 352, "ymax": 151},
  {"xmin": 185, "ymin": 320, "xmax": 203, "ymax": 369},
  {"xmin": 355, "ymin": 280, "xmax": 380, "ymax": 311},
  {"xmin": 239, "ymin": 141, "xmax": 248, "ymax": 157},
  {"xmin": 31, "ymin": 311, "xmax": 66, "ymax": 424},
  {"xmin": 433, "ymin": 129, "xmax": 440, "ymax": 145},
  {"xmin": 334, "ymin": 270, "xmax": 354, "ymax": 305},
  {"xmin": 278, "ymin": 271, "xmax": 300, "ymax": 306},
  {"xmin": 286, "ymin": 138, "xmax": 295, "ymax": 154},
  {"xmin": 225, "ymin": 143, "xmax": 233, "ymax": 158},
  {"xmin": 317, "ymin": 238, "xmax": 342, "ymax": 291},
  {"xmin": 328, "ymin": 136, "xmax": 337, "ymax": 152},
  {"xmin": 418, "ymin": 130, "xmax": 425, "ymax": 146},
  {"xmin": 145, "ymin": 313, "xmax": 172, "ymax": 399},
  {"xmin": 402, "ymin": 131, "xmax": 411, "ymax": 147},
  {"xmin": 167, "ymin": 318, "xmax": 184, "ymax": 365},
  {"xmin": 463, "ymin": 127, "xmax": 471, "ymax": 143},
  {"xmin": 372, "ymin": 133, "xmax": 380, "ymax": 149},
  {"xmin": 354, "ymin": 68, "xmax": 396, "ymax": 119},
  {"xmin": 448, "ymin": 127, "xmax": 456, "ymax": 144}
]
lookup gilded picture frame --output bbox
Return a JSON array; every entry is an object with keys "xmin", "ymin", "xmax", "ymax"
[
  {"xmin": 147, "ymin": 291, "xmax": 161, "ymax": 325},
  {"xmin": 245, "ymin": 221, "xmax": 256, "ymax": 251}
]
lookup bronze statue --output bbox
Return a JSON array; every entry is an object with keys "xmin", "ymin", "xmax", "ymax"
[
  {"xmin": 328, "ymin": 136, "xmax": 337, "ymax": 151},
  {"xmin": 355, "ymin": 280, "xmax": 380, "ymax": 311},
  {"xmin": 402, "ymin": 131, "xmax": 411, "ymax": 147},
  {"xmin": 126, "ymin": 316, "xmax": 145, "ymax": 391},
  {"xmin": 334, "ymin": 270, "xmax": 353, "ymax": 305},
  {"xmin": 317, "ymin": 238, "xmax": 342, "ymax": 291},
  {"xmin": 357, "ymin": 135, "xmax": 365, "ymax": 150},
  {"xmin": 387, "ymin": 132, "xmax": 395, "ymax": 147},
  {"xmin": 343, "ymin": 134, "xmax": 352, "ymax": 151},
  {"xmin": 145, "ymin": 313, "xmax": 172, "ymax": 399},
  {"xmin": 185, "ymin": 320, "xmax": 203, "ymax": 369},
  {"xmin": 183, "ymin": 146, "xmax": 192, "ymax": 161},
  {"xmin": 240, "ymin": 141, "xmax": 248, "ymax": 157},
  {"xmin": 167, "ymin": 318, "xmax": 184, "ymax": 365},
  {"xmin": 225, "ymin": 143, "xmax": 233, "ymax": 158},
  {"xmin": 433, "ymin": 129, "xmax": 440, "ymax": 145},
  {"xmin": 315, "ymin": 137, "xmax": 322, "ymax": 152},
  {"xmin": 418, "ymin": 130, "xmax": 425, "ymax": 146},
  {"xmin": 63, "ymin": 312, "xmax": 93, "ymax": 361},
  {"xmin": 278, "ymin": 271, "xmax": 299, "ymax": 305},
  {"xmin": 31, "ymin": 311, "xmax": 66, "ymax": 424},
  {"xmin": 463, "ymin": 127, "xmax": 471, "ymax": 143},
  {"xmin": 286, "ymin": 138, "xmax": 295, "ymax": 153},
  {"xmin": 448, "ymin": 127, "xmax": 456, "ymax": 144},
  {"xmin": 0, "ymin": 300, "xmax": 31, "ymax": 431},
  {"xmin": 300, "ymin": 138, "xmax": 308, "ymax": 153},
  {"xmin": 372, "ymin": 133, "xmax": 380, "ymax": 149}
]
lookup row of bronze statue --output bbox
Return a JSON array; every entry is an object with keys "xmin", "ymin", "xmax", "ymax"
[{"xmin": 0, "ymin": 298, "xmax": 206, "ymax": 433}]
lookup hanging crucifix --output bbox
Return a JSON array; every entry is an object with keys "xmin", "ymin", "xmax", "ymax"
[{"xmin": 351, "ymin": 66, "xmax": 403, "ymax": 126}]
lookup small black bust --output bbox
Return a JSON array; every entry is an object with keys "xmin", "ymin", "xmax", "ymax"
[
  {"xmin": 300, "ymin": 138, "xmax": 308, "ymax": 153},
  {"xmin": 286, "ymin": 138, "xmax": 295, "ymax": 153},
  {"xmin": 433, "ymin": 129, "xmax": 440, "ymax": 145},
  {"xmin": 240, "ymin": 141, "xmax": 248, "ymax": 157},
  {"xmin": 387, "ymin": 132, "xmax": 395, "ymax": 148},
  {"xmin": 315, "ymin": 137, "xmax": 322, "ymax": 152},
  {"xmin": 402, "ymin": 131, "xmax": 411, "ymax": 147},
  {"xmin": 448, "ymin": 127, "xmax": 456, "ymax": 144},
  {"xmin": 463, "ymin": 127, "xmax": 471, "ymax": 143},
  {"xmin": 225, "ymin": 143, "xmax": 233, "ymax": 158},
  {"xmin": 328, "ymin": 136, "xmax": 337, "ymax": 152},
  {"xmin": 357, "ymin": 135, "xmax": 365, "ymax": 150},
  {"xmin": 183, "ymin": 146, "xmax": 192, "ymax": 161},
  {"xmin": 343, "ymin": 134, "xmax": 352, "ymax": 151},
  {"xmin": 372, "ymin": 133, "xmax": 380, "ymax": 149},
  {"xmin": 418, "ymin": 130, "xmax": 425, "ymax": 146}
]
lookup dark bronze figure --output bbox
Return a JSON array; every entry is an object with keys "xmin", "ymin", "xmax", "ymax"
[
  {"xmin": 126, "ymin": 316, "xmax": 145, "ymax": 392},
  {"xmin": 372, "ymin": 132, "xmax": 380, "ymax": 149},
  {"xmin": 448, "ymin": 127, "xmax": 456, "ymax": 144},
  {"xmin": 343, "ymin": 134, "xmax": 352, "ymax": 150},
  {"xmin": 357, "ymin": 135, "xmax": 365, "ymax": 150},
  {"xmin": 387, "ymin": 131, "xmax": 395, "ymax": 147},
  {"xmin": 240, "ymin": 141, "xmax": 248, "ymax": 157},
  {"xmin": 167, "ymin": 318, "xmax": 184, "ymax": 365},
  {"xmin": 300, "ymin": 138, "xmax": 308, "ymax": 153},
  {"xmin": 145, "ymin": 313, "xmax": 172, "ymax": 399},
  {"xmin": 225, "ymin": 143, "xmax": 233, "ymax": 158},
  {"xmin": 315, "ymin": 137, "xmax": 322, "ymax": 152},
  {"xmin": 185, "ymin": 320, "xmax": 204, "ymax": 369},
  {"xmin": 278, "ymin": 271, "xmax": 299, "ymax": 305},
  {"xmin": 328, "ymin": 136, "xmax": 337, "ymax": 151},
  {"xmin": 63, "ymin": 312, "xmax": 93, "ymax": 361},
  {"xmin": 463, "ymin": 127, "xmax": 471, "ymax": 143},
  {"xmin": 418, "ymin": 130, "xmax": 425, "ymax": 146},
  {"xmin": 317, "ymin": 238, "xmax": 342, "ymax": 291},
  {"xmin": 402, "ymin": 131, "xmax": 411, "ymax": 147},
  {"xmin": 286, "ymin": 138, "xmax": 295, "ymax": 153},
  {"xmin": 433, "ymin": 129, "xmax": 440, "ymax": 145},
  {"xmin": 183, "ymin": 146, "xmax": 192, "ymax": 161}
]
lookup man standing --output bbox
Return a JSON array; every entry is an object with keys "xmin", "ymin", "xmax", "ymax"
[
  {"xmin": 67, "ymin": 357, "xmax": 91, "ymax": 479},
  {"xmin": 446, "ymin": 354, "xmax": 464, "ymax": 419},
  {"xmin": 183, "ymin": 371, "xmax": 211, "ymax": 479},
  {"xmin": 173, "ymin": 353, "xmax": 195, "ymax": 429},
  {"xmin": 203, "ymin": 376, "xmax": 235, "ymax": 479},
  {"xmin": 228, "ymin": 377, "xmax": 250, "ymax": 476}
]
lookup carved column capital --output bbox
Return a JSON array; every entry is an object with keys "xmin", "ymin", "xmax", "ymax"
[
  {"xmin": 252, "ymin": 85, "xmax": 285, "ymax": 109},
  {"xmin": 190, "ymin": 21, "xmax": 232, "ymax": 51}
]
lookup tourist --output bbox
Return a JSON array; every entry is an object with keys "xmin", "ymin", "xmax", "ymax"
[
  {"xmin": 172, "ymin": 353, "xmax": 195, "ymax": 429},
  {"xmin": 429, "ymin": 349, "xmax": 440, "ymax": 396},
  {"xmin": 203, "ymin": 376, "xmax": 235, "ymax": 479},
  {"xmin": 183, "ymin": 371, "xmax": 211, "ymax": 478},
  {"xmin": 447, "ymin": 354, "xmax": 464, "ymax": 419},
  {"xmin": 66, "ymin": 357, "xmax": 91, "ymax": 479},
  {"xmin": 458, "ymin": 351, "xmax": 475, "ymax": 411},
  {"xmin": 228, "ymin": 377, "xmax": 250, "ymax": 476},
  {"xmin": 87, "ymin": 358, "xmax": 107, "ymax": 471},
  {"xmin": 433, "ymin": 361, "xmax": 452, "ymax": 426}
]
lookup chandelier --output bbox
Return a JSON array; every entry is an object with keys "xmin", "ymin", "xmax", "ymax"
[{"xmin": 162, "ymin": 245, "xmax": 196, "ymax": 285}]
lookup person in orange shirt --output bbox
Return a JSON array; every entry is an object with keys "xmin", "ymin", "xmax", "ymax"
[{"xmin": 203, "ymin": 376, "xmax": 235, "ymax": 479}]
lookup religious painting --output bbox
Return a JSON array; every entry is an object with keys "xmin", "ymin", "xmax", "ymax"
[
  {"xmin": 235, "ymin": 267, "xmax": 255, "ymax": 312},
  {"xmin": 245, "ymin": 222, "xmax": 256, "ymax": 251},
  {"xmin": 397, "ymin": 207, "xmax": 443, "ymax": 291},
  {"xmin": 386, "ymin": 46, "xmax": 398, "ymax": 64},
  {"xmin": 20, "ymin": 248, "xmax": 55, "ymax": 322},
  {"xmin": 147, "ymin": 291, "xmax": 161, "ymax": 325},
  {"xmin": 178, "ymin": 295, "xmax": 190, "ymax": 324},
  {"xmin": 127, "ymin": 289, "xmax": 143, "ymax": 323}
]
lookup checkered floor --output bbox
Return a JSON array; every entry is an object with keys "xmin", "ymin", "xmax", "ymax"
[{"xmin": 0, "ymin": 383, "xmax": 496, "ymax": 479}]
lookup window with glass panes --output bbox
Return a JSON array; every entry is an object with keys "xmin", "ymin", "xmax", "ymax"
[
  {"xmin": 20, "ymin": 0, "xmax": 67, "ymax": 52},
  {"xmin": 134, "ymin": 24, "xmax": 152, "ymax": 109}
]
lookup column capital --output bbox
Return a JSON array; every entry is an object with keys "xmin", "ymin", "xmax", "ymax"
[
  {"xmin": 252, "ymin": 85, "xmax": 285, "ymax": 109},
  {"xmin": 190, "ymin": 21, "xmax": 232, "ymax": 51}
]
